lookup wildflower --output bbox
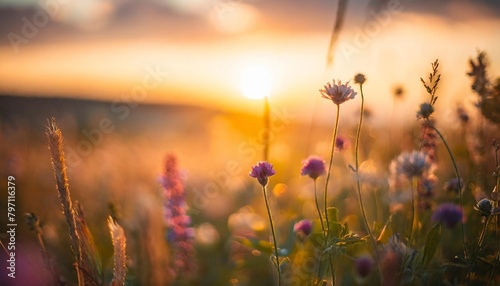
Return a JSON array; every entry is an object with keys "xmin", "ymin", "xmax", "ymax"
[
  {"xmin": 419, "ymin": 119, "xmax": 438, "ymax": 162},
  {"xmin": 300, "ymin": 156, "xmax": 326, "ymax": 180},
  {"xmin": 418, "ymin": 175, "xmax": 437, "ymax": 210},
  {"xmin": 293, "ymin": 219, "xmax": 313, "ymax": 237},
  {"xmin": 355, "ymin": 255, "xmax": 373, "ymax": 278},
  {"xmin": 249, "ymin": 161, "xmax": 281, "ymax": 283},
  {"xmin": 335, "ymin": 135, "xmax": 349, "ymax": 151},
  {"xmin": 354, "ymin": 73, "xmax": 366, "ymax": 85},
  {"xmin": 380, "ymin": 235, "xmax": 405, "ymax": 286},
  {"xmin": 391, "ymin": 151, "xmax": 431, "ymax": 180},
  {"xmin": 475, "ymin": 198, "xmax": 493, "ymax": 217},
  {"xmin": 416, "ymin": 102, "xmax": 434, "ymax": 119},
  {"xmin": 432, "ymin": 203, "xmax": 463, "ymax": 228},
  {"xmin": 249, "ymin": 161, "xmax": 276, "ymax": 187},
  {"xmin": 444, "ymin": 177, "xmax": 463, "ymax": 193},
  {"xmin": 161, "ymin": 154, "xmax": 195, "ymax": 276},
  {"xmin": 320, "ymin": 79, "xmax": 357, "ymax": 105}
]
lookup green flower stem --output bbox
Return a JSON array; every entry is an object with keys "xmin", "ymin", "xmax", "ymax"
[
  {"xmin": 314, "ymin": 179, "xmax": 329, "ymax": 284},
  {"xmin": 323, "ymin": 104, "xmax": 340, "ymax": 285},
  {"xmin": 324, "ymin": 104, "xmax": 340, "ymax": 234},
  {"xmin": 262, "ymin": 185, "xmax": 281, "ymax": 286},
  {"xmin": 354, "ymin": 83, "xmax": 383, "ymax": 282},
  {"xmin": 409, "ymin": 177, "xmax": 417, "ymax": 249},
  {"xmin": 471, "ymin": 216, "xmax": 491, "ymax": 267},
  {"xmin": 487, "ymin": 250, "xmax": 500, "ymax": 286},
  {"xmin": 314, "ymin": 180, "xmax": 325, "ymax": 232},
  {"xmin": 430, "ymin": 125, "xmax": 470, "ymax": 265}
]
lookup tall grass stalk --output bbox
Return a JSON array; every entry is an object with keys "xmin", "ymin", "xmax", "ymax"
[
  {"xmin": 108, "ymin": 217, "xmax": 127, "ymax": 286},
  {"xmin": 47, "ymin": 118, "xmax": 102, "ymax": 286}
]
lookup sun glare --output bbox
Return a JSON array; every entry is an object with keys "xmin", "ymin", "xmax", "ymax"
[{"xmin": 239, "ymin": 65, "xmax": 273, "ymax": 99}]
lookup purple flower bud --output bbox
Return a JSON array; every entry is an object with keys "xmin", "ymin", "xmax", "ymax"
[
  {"xmin": 354, "ymin": 73, "xmax": 366, "ymax": 85},
  {"xmin": 293, "ymin": 219, "xmax": 313, "ymax": 237},
  {"xmin": 335, "ymin": 136, "xmax": 349, "ymax": 151},
  {"xmin": 300, "ymin": 156, "xmax": 326, "ymax": 180},
  {"xmin": 249, "ymin": 161, "xmax": 276, "ymax": 187},
  {"xmin": 355, "ymin": 255, "xmax": 374, "ymax": 278},
  {"xmin": 443, "ymin": 177, "xmax": 463, "ymax": 193},
  {"xmin": 432, "ymin": 203, "xmax": 463, "ymax": 228}
]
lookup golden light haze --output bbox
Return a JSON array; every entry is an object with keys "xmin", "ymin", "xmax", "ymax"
[{"xmin": 0, "ymin": 0, "xmax": 499, "ymax": 125}]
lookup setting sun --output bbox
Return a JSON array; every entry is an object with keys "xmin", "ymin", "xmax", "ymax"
[{"xmin": 239, "ymin": 64, "xmax": 273, "ymax": 99}]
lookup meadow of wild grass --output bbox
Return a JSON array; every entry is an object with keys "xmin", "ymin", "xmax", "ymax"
[{"xmin": 1, "ymin": 52, "xmax": 500, "ymax": 286}]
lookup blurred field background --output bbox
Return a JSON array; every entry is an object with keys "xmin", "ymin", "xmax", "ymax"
[{"xmin": 1, "ymin": 0, "xmax": 500, "ymax": 285}]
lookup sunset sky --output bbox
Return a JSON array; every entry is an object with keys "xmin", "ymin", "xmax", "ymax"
[{"xmin": 1, "ymin": 0, "xmax": 499, "ymax": 124}]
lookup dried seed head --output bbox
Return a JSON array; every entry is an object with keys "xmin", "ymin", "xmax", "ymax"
[{"xmin": 475, "ymin": 198, "xmax": 493, "ymax": 217}]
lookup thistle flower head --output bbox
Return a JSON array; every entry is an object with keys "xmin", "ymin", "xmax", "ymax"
[
  {"xmin": 432, "ymin": 203, "xmax": 463, "ymax": 228},
  {"xmin": 354, "ymin": 73, "xmax": 366, "ymax": 85},
  {"xmin": 293, "ymin": 219, "xmax": 313, "ymax": 237},
  {"xmin": 300, "ymin": 156, "xmax": 326, "ymax": 180},
  {"xmin": 417, "ymin": 102, "xmax": 434, "ymax": 119},
  {"xmin": 391, "ymin": 151, "xmax": 431, "ymax": 180},
  {"xmin": 249, "ymin": 161, "xmax": 276, "ymax": 187},
  {"xmin": 475, "ymin": 198, "xmax": 493, "ymax": 217},
  {"xmin": 320, "ymin": 79, "xmax": 357, "ymax": 105}
]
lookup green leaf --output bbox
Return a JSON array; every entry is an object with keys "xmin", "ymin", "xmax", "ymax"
[
  {"xmin": 421, "ymin": 223, "xmax": 442, "ymax": 267},
  {"xmin": 327, "ymin": 207, "xmax": 338, "ymax": 222},
  {"xmin": 329, "ymin": 222, "xmax": 343, "ymax": 239},
  {"xmin": 377, "ymin": 215, "xmax": 393, "ymax": 244},
  {"xmin": 309, "ymin": 233, "xmax": 325, "ymax": 248}
]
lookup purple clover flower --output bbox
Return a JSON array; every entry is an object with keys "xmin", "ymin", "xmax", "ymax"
[
  {"xmin": 293, "ymin": 219, "xmax": 313, "ymax": 237},
  {"xmin": 432, "ymin": 203, "xmax": 463, "ymax": 228},
  {"xmin": 249, "ymin": 161, "xmax": 276, "ymax": 187},
  {"xmin": 300, "ymin": 156, "xmax": 326, "ymax": 180}
]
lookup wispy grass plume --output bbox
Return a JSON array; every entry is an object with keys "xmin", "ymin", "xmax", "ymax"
[
  {"xmin": 108, "ymin": 216, "xmax": 127, "ymax": 286},
  {"xmin": 46, "ymin": 118, "xmax": 102, "ymax": 286}
]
